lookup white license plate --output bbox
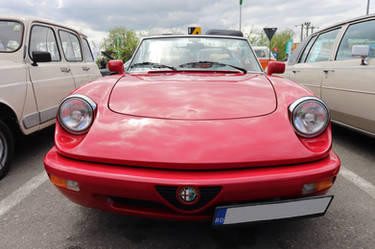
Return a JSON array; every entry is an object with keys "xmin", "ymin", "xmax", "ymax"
[{"xmin": 213, "ymin": 195, "xmax": 333, "ymax": 226}]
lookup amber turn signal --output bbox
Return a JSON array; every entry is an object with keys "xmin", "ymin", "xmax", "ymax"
[
  {"xmin": 302, "ymin": 177, "xmax": 334, "ymax": 195},
  {"xmin": 49, "ymin": 174, "xmax": 80, "ymax": 192}
]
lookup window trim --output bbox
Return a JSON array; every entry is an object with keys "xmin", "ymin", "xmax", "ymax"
[
  {"xmin": 297, "ymin": 35, "xmax": 317, "ymax": 64},
  {"xmin": 58, "ymin": 29, "xmax": 83, "ymax": 62},
  {"xmin": 334, "ymin": 19, "xmax": 375, "ymax": 61},
  {"xmin": 0, "ymin": 19, "xmax": 24, "ymax": 53},
  {"xmin": 82, "ymin": 38, "xmax": 94, "ymax": 62},
  {"xmin": 28, "ymin": 24, "xmax": 61, "ymax": 62},
  {"xmin": 304, "ymin": 28, "xmax": 341, "ymax": 64}
]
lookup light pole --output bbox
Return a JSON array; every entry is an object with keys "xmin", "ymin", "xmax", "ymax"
[
  {"xmin": 304, "ymin": 22, "xmax": 311, "ymax": 38},
  {"xmin": 367, "ymin": 0, "xmax": 370, "ymax": 15},
  {"xmin": 239, "ymin": 0, "xmax": 243, "ymax": 31}
]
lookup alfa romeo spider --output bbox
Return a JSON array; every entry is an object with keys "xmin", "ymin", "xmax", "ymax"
[{"xmin": 44, "ymin": 33, "xmax": 340, "ymax": 226}]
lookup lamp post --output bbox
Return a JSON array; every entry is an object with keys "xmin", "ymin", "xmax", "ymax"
[
  {"xmin": 367, "ymin": 0, "xmax": 370, "ymax": 15},
  {"xmin": 239, "ymin": 0, "xmax": 243, "ymax": 31}
]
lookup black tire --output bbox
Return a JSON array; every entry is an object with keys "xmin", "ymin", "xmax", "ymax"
[{"xmin": 0, "ymin": 120, "xmax": 14, "ymax": 179}]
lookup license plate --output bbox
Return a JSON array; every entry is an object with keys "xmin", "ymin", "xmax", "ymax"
[{"xmin": 213, "ymin": 195, "xmax": 333, "ymax": 226}]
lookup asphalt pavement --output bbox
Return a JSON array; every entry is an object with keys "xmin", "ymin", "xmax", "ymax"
[{"xmin": 0, "ymin": 125, "xmax": 374, "ymax": 249}]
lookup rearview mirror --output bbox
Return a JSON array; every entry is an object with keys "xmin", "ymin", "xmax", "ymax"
[
  {"xmin": 267, "ymin": 61, "xmax": 285, "ymax": 75},
  {"xmin": 108, "ymin": 60, "xmax": 124, "ymax": 75},
  {"xmin": 31, "ymin": 51, "xmax": 52, "ymax": 66},
  {"xmin": 352, "ymin": 45, "xmax": 369, "ymax": 65}
]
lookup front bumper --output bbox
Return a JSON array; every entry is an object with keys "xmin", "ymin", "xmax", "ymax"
[{"xmin": 44, "ymin": 147, "xmax": 340, "ymax": 222}]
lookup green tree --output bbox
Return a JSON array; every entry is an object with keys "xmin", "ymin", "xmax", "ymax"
[
  {"xmin": 270, "ymin": 29, "xmax": 294, "ymax": 61},
  {"xmin": 101, "ymin": 27, "xmax": 139, "ymax": 62},
  {"xmin": 247, "ymin": 28, "xmax": 294, "ymax": 61}
]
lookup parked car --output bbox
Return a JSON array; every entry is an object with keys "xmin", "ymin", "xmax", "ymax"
[
  {"xmin": 284, "ymin": 14, "xmax": 375, "ymax": 136},
  {"xmin": 44, "ymin": 33, "xmax": 340, "ymax": 226},
  {"xmin": 253, "ymin": 46, "xmax": 276, "ymax": 70},
  {"xmin": 0, "ymin": 16, "xmax": 101, "ymax": 178}
]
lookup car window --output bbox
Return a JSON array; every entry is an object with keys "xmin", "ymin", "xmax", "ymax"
[
  {"xmin": 306, "ymin": 29, "xmax": 340, "ymax": 63},
  {"xmin": 29, "ymin": 25, "xmax": 60, "ymax": 61},
  {"xmin": 0, "ymin": 20, "xmax": 23, "ymax": 52},
  {"xmin": 82, "ymin": 38, "xmax": 94, "ymax": 62},
  {"xmin": 59, "ymin": 30, "xmax": 82, "ymax": 61},
  {"xmin": 131, "ymin": 37, "xmax": 262, "ymax": 72},
  {"xmin": 336, "ymin": 20, "xmax": 375, "ymax": 60},
  {"xmin": 298, "ymin": 36, "xmax": 317, "ymax": 63}
]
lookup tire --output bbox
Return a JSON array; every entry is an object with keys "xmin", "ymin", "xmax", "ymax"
[{"xmin": 0, "ymin": 120, "xmax": 14, "ymax": 179}]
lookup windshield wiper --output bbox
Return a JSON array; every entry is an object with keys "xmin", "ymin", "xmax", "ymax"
[
  {"xmin": 130, "ymin": 62, "xmax": 177, "ymax": 71},
  {"xmin": 178, "ymin": 61, "xmax": 247, "ymax": 74}
]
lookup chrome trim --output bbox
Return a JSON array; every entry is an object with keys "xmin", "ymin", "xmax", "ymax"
[
  {"xmin": 40, "ymin": 105, "xmax": 58, "ymax": 123},
  {"xmin": 22, "ymin": 112, "xmax": 40, "ymax": 129},
  {"xmin": 321, "ymin": 86, "xmax": 375, "ymax": 95},
  {"xmin": 288, "ymin": 96, "xmax": 330, "ymax": 138},
  {"xmin": 332, "ymin": 120, "xmax": 375, "ymax": 138},
  {"xmin": 58, "ymin": 94, "xmax": 97, "ymax": 135}
]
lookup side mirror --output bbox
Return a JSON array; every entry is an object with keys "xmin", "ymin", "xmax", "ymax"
[
  {"xmin": 352, "ymin": 45, "xmax": 370, "ymax": 65},
  {"xmin": 108, "ymin": 60, "xmax": 124, "ymax": 74},
  {"xmin": 267, "ymin": 61, "xmax": 285, "ymax": 75},
  {"xmin": 31, "ymin": 51, "xmax": 51, "ymax": 66}
]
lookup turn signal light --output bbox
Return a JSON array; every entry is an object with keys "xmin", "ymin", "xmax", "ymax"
[
  {"xmin": 302, "ymin": 177, "xmax": 334, "ymax": 195},
  {"xmin": 49, "ymin": 174, "xmax": 80, "ymax": 192}
]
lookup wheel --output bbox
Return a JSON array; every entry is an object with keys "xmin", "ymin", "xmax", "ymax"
[{"xmin": 0, "ymin": 120, "xmax": 14, "ymax": 179}]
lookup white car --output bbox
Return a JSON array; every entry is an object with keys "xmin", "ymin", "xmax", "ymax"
[
  {"xmin": 284, "ymin": 14, "xmax": 375, "ymax": 137},
  {"xmin": 0, "ymin": 16, "xmax": 101, "ymax": 178}
]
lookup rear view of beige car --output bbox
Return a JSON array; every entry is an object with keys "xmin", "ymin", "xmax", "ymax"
[
  {"xmin": 0, "ymin": 16, "xmax": 100, "ymax": 178},
  {"xmin": 284, "ymin": 14, "xmax": 375, "ymax": 137}
]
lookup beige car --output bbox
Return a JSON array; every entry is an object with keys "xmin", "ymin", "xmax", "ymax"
[
  {"xmin": 0, "ymin": 16, "xmax": 101, "ymax": 178},
  {"xmin": 284, "ymin": 14, "xmax": 375, "ymax": 137}
]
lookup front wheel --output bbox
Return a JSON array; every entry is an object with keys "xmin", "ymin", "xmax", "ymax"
[{"xmin": 0, "ymin": 120, "xmax": 14, "ymax": 179}]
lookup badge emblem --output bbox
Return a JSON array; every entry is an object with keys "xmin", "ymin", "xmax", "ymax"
[{"xmin": 177, "ymin": 186, "xmax": 199, "ymax": 204}]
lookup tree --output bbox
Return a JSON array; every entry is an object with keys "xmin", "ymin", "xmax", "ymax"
[
  {"xmin": 270, "ymin": 29, "xmax": 294, "ymax": 61},
  {"xmin": 246, "ymin": 28, "xmax": 294, "ymax": 61},
  {"xmin": 101, "ymin": 27, "xmax": 139, "ymax": 62}
]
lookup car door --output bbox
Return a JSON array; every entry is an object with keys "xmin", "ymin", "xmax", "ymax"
[
  {"xmin": 321, "ymin": 19, "xmax": 375, "ymax": 134},
  {"xmin": 287, "ymin": 29, "xmax": 341, "ymax": 97},
  {"xmin": 58, "ymin": 29, "xmax": 87, "ymax": 88},
  {"xmin": 81, "ymin": 37, "xmax": 101, "ymax": 81},
  {"xmin": 28, "ymin": 24, "xmax": 76, "ymax": 126}
]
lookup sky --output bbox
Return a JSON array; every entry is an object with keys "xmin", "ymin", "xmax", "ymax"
[{"xmin": 0, "ymin": 0, "xmax": 372, "ymax": 47}]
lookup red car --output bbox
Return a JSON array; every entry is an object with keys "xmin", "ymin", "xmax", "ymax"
[{"xmin": 44, "ymin": 34, "xmax": 340, "ymax": 226}]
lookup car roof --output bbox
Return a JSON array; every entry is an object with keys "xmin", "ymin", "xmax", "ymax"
[
  {"xmin": 0, "ymin": 15, "xmax": 85, "ymax": 36},
  {"xmin": 314, "ymin": 13, "xmax": 375, "ymax": 34}
]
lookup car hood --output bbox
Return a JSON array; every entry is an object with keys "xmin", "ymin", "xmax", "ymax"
[{"xmin": 108, "ymin": 73, "xmax": 277, "ymax": 120}]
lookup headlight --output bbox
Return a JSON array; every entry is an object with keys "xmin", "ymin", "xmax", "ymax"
[
  {"xmin": 58, "ymin": 94, "xmax": 96, "ymax": 134},
  {"xmin": 289, "ymin": 97, "xmax": 330, "ymax": 138}
]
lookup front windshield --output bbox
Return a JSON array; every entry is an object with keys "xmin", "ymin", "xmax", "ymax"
[
  {"xmin": 254, "ymin": 48, "xmax": 273, "ymax": 59},
  {"xmin": 130, "ymin": 37, "xmax": 262, "ymax": 72},
  {"xmin": 0, "ymin": 21, "xmax": 23, "ymax": 52}
]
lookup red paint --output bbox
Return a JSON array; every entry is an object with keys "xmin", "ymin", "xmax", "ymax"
[
  {"xmin": 267, "ymin": 61, "xmax": 286, "ymax": 75},
  {"xmin": 108, "ymin": 60, "xmax": 124, "ymax": 75},
  {"xmin": 44, "ymin": 71, "xmax": 340, "ymax": 221}
]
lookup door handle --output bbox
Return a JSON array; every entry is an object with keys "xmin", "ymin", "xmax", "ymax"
[
  {"xmin": 292, "ymin": 70, "xmax": 300, "ymax": 73},
  {"xmin": 323, "ymin": 69, "xmax": 335, "ymax": 73},
  {"xmin": 82, "ymin": 66, "xmax": 90, "ymax": 71},
  {"xmin": 60, "ymin": 67, "xmax": 71, "ymax": 73}
]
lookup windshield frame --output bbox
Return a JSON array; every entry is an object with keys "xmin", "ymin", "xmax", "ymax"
[
  {"xmin": 0, "ymin": 19, "xmax": 24, "ymax": 53},
  {"xmin": 126, "ymin": 35, "xmax": 263, "ymax": 73}
]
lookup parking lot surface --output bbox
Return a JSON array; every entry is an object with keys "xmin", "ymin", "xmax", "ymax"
[{"xmin": 0, "ymin": 125, "xmax": 374, "ymax": 249}]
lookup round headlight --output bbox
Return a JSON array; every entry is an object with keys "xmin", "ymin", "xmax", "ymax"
[
  {"xmin": 289, "ymin": 97, "xmax": 330, "ymax": 138},
  {"xmin": 58, "ymin": 94, "xmax": 96, "ymax": 134}
]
